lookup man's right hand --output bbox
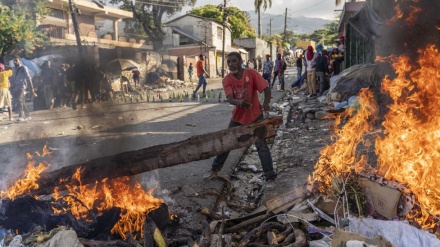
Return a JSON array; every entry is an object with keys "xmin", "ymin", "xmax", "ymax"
[{"xmin": 240, "ymin": 100, "xmax": 252, "ymax": 109}]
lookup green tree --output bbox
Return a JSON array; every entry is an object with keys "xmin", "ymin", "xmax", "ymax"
[
  {"xmin": 0, "ymin": 0, "xmax": 49, "ymax": 58},
  {"xmin": 281, "ymin": 30, "xmax": 295, "ymax": 47},
  {"xmin": 109, "ymin": 0, "xmax": 196, "ymax": 51},
  {"xmin": 189, "ymin": 5, "xmax": 256, "ymax": 39},
  {"xmin": 261, "ymin": 33, "xmax": 282, "ymax": 53},
  {"xmin": 309, "ymin": 19, "xmax": 339, "ymax": 47},
  {"xmin": 254, "ymin": 0, "xmax": 272, "ymax": 38}
]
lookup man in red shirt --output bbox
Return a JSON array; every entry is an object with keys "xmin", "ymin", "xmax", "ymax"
[
  {"xmin": 203, "ymin": 52, "xmax": 277, "ymax": 187},
  {"xmin": 192, "ymin": 54, "xmax": 210, "ymax": 98}
]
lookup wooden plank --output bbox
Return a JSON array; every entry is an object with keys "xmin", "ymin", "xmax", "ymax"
[{"xmin": 264, "ymin": 188, "xmax": 305, "ymax": 214}]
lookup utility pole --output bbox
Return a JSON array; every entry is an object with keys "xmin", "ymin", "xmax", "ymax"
[
  {"xmin": 221, "ymin": 0, "xmax": 227, "ymax": 78},
  {"xmin": 69, "ymin": 0, "xmax": 83, "ymax": 54},
  {"xmin": 269, "ymin": 18, "xmax": 273, "ymax": 58},
  {"xmin": 69, "ymin": 0, "xmax": 87, "ymax": 109},
  {"xmin": 283, "ymin": 8, "xmax": 288, "ymax": 43}
]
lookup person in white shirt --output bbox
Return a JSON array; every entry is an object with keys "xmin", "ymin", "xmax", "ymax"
[{"xmin": 304, "ymin": 46, "xmax": 317, "ymax": 96}]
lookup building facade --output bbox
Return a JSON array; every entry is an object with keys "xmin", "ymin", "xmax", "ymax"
[
  {"xmin": 39, "ymin": 0, "xmax": 153, "ymax": 65},
  {"xmin": 163, "ymin": 14, "xmax": 238, "ymax": 78}
]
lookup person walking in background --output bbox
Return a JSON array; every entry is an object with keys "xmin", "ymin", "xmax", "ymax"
[
  {"xmin": 40, "ymin": 60, "xmax": 56, "ymax": 110},
  {"xmin": 11, "ymin": 56, "xmax": 37, "ymax": 121},
  {"xmin": 314, "ymin": 44, "xmax": 330, "ymax": 96},
  {"xmin": 192, "ymin": 55, "xmax": 210, "ymax": 98},
  {"xmin": 262, "ymin": 54, "xmax": 274, "ymax": 86},
  {"xmin": 296, "ymin": 53, "xmax": 303, "ymax": 79},
  {"xmin": 272, "ymin": 54, "xmax": 286, "ymax": 91},
  {"xmin": 54, "ymin": 64, "xmax": 70, "ymax": 108},
  {"xmin": 203, "ymin": 52, "xmax": 277, "ymax": 188},
  {"xmin": 0, "ymin": 63, "xmax": 13, "ymax": 121},
  {"xmin": 188, "ymin": 63, "xmax": 193, "ymax": 83},
  {"xmin": 257, "ymin": 57, "xmax": 263, "ymax": 72},
  {"xmin": 304, "ymin": 46, "xmax": 317, "ymax": 97},
  {"xmin": 132, "ymin": 68, "xmax": 140, "ymax": 88},
  {"xmin": 271, "ymin": 54, "xmax": 280, "ymax": 88}
]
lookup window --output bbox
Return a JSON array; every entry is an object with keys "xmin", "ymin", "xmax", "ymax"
[{"xmin": 48, "ymin": 8, "xmax": 64, "ymax": 19}]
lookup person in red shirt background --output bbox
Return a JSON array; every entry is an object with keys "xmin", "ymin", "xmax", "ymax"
[
  {"xmin": 203, "ymin": 52, "xmax": 277, "ymax": 188},
  {"xmin": 192, "ymin": 54, "xmax": 210, "ymax": 98}
]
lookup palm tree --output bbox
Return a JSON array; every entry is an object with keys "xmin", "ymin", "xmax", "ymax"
[{"xmin": 254, "ymin": 0, "xmax": 272, "ymax": 38}]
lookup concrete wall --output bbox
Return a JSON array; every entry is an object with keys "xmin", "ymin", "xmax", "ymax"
[
  {"xmin": 76, "ymin": 15, "xmax": 95, "ymax": 37},
  {"xmin": 233, "ymin": 37, "xmax": 273, "ymax": 60},
  {"xmin": 165, "ymin": 15, "xmax": 232, "ymax": 50}
]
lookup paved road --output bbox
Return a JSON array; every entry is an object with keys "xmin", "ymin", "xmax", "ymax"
[{"xmin": 0, "ymin": 67, "xmax": 295, "ymax": 235}]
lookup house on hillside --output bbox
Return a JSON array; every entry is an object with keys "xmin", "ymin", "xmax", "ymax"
[
  {"xmin": 163, "ymin": 14, "xmax": 239, "ymax": 78},
  {"xmin": 38, "ymin": 0, "xmax": 153, "ymax": 66}
]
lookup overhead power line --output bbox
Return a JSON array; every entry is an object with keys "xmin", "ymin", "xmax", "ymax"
[{"xmin": 289, "ymin": 0, "xmax": 328, "ymax": 14}]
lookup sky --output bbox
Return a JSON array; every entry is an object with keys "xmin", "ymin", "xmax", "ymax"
[{"xmin": 180, "ymin": 0, "xmax": 342, "ymax": 20}]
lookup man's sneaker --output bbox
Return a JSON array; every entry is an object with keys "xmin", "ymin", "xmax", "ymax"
[
  {"xmin": 203, "ymin": 169, "xmax": 218, "ymax": 180},
  {"xmin": 25, "ymin": 116, "xmax": 31, "ymax": 121},
  {"xmin": 17, "ymin": 117, "xmax": 25, "ymax": 122},
  {"xmin": 266, "ymin": 180, "xmax": 276, "ymax": 189}
]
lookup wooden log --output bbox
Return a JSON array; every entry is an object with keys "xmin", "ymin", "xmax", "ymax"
[{"xmin": 28, "ymin": 117, "xmax": 282, "ymax": 195}]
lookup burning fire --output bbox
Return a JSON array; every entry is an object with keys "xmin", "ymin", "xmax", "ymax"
[
  {"xmin": 53, "ymin": 169, "xmax": 164, "ymax": 239},
  {"xmin": 310, "ymin": 88, "xmax": 379, "ymax": 192},
  {"xmin": 376, "ymin": 44, "xmax": 440, "ymax": 228},
  {"xmin": 2, "ymin": 147, "xmax": 164, "ymax": 240},
  {"xmin": 311, "ymin": 45, "xmax": 440, "ymax": 229},
  {"xmin": 0, "ymin": 146, "xmax": 51, "ymax": 200}
]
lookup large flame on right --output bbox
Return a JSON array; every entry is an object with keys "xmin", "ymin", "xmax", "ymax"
[
  {"xmin": 376, "ymin": 44, "xmax": 440, "ymax": 228},
  {"xmin": 311, "ymin": 44, "xmax": 440, "ymax": 229}
]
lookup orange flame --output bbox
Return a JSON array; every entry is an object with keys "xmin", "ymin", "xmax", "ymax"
[
  {"xmin": 0, "ymin": 147, "xmax": 51, "ymax": 200},
  {"xmin": 311, "ymin": 45, "xmax": 440, "ymax": 228},
  {"xmin": 310, "ymin": 88, "xmax": 379, "ymax": 190},
  {"xmin": 376, "ymin": 44, "xmax": 440, "ymax": 228},
  {"xmin": 387, "ymin": 5, "xmax": 404, "ymax": 25},
  {"xmin": 53, "ymin": 168, "xmax": 164, "ymax": 239}
]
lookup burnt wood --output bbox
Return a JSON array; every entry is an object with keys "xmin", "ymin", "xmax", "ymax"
[
  {"xmin": 0, "ymin": 197, "xmax": 121, "ymax": 239},
  {"xmin": 28, "ymin": 117, "xmax": 282, "ymax": 196}
]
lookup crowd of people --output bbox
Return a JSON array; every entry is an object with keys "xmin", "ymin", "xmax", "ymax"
[
  {"xmin": 291, "ymin": 37, "xmax": 345, "ymax": 97},
  {"xmin": 0, "ymin": 56, "xmax": 117, "ymax": 121}
]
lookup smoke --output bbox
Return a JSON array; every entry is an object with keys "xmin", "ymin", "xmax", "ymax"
[{"xmin": 378, "ymin": 0, "xmax": 440, "ymax": 59}]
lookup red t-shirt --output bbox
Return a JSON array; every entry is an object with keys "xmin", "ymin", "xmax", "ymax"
[
  {"xmin": 222, "ymin": 69, "xmax": 268, "ymax": 124},
  {"xmin": 196, "ymin": 60, "xmax": 204, "ymax": 77}
]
